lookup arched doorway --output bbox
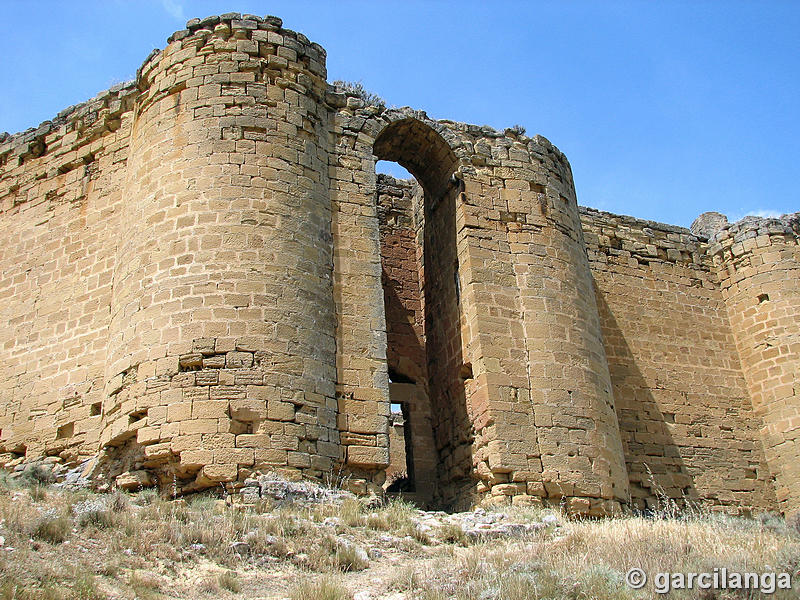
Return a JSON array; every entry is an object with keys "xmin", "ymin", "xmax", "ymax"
[{"xmin": 373, "ymin": 118, "xmax": 473, "ymax": 508}]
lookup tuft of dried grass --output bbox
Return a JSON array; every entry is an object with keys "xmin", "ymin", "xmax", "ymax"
[
  {"xmin": 289, "ymin": 574, "xmax": 352, "ymax": 600},
  {"xmin": 31, "ymin": 511, "xmax": 71, "ymax": 544},
  {"xmin": 217, "ymin": 570, "xmax": 241, "ymax": 593},
  {"xmin": 337, "ymin": 498, "xmax": 366, "ymax": 528},
  {"xmin": 128, "ymin": 571, "xmax": 161, "ymax": 600},
  {"xmin": 334, "ymin": 540, "xmax": 369, "ymax": 572},
  {"xmin": 438, "ymin": 522, "xmax": 468, "ymax": 546}
]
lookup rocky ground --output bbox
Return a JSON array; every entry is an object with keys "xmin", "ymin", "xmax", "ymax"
[{"xmin": 1, "ymin": 466, "xmax": 798, "ymax": 599}]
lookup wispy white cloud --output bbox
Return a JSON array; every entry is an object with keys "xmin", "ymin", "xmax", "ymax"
[
  {"xmin": 729, "ymin": 208, "xmax": 785, "ymax": 222},
  {"xmin": 748, "ymin": 209, "xmax": 784, "ymax": 218},
  {"xmin": 161, "ymin": 0, "xmax": 186, "ymax": 22}
]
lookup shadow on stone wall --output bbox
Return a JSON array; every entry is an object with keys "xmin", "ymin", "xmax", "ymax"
[
  {"xmin": 381, "ymin": 274, "xmax": 433, "ymax": 500},
  {"xmin": 594, "ymin": 289, "xmax": 699, "ymax": 512},
  {"xmin": 422, "ymin": 186, "xmax": 474, "ymax": 511},
  {"xmin": 374, "ymin": 122, "xmax": 473, "ymax": 510}
]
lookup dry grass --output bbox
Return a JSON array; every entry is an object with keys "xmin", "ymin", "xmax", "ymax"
[
  {"xmin": 128, "ymin": 571, "xmax": 161, "ymax": 600},
  {"xmin": 217, "ymin": 570, "xmax": 241, "ymax": 593},
  {"xmin": 0, "ymin": 476, "xmax": 419, "ymax": 598},
  {"xmin": 438, "ymin": 522, "xmax": 468, "ymax": 546},
  {"xmin": 0, "ymin": 473, "xmax": 797, "ymax": 600},
  {"xmin": 289, "ymin": 574, "xmax": 352, "ymax": 600},
  {"xmin": 395, "ymin": 514, "xmax": 800, "ymax": 599},
  {"xmin": 31, "ymin": 512, "xmax": 71, "ymax": 544}
]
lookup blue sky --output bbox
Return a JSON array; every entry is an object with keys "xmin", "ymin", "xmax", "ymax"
[{"xmin": 1, "ymin": 1, "xmax": 797, "ymax": 228}]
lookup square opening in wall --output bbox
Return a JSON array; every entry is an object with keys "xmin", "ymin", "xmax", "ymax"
[{"xmin": 56, "ymin": 423, "xmax": 74, "ymax": 439}]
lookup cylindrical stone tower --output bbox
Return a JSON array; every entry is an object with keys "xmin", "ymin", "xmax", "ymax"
[
  {"xmin": 99, "ymin": 14, "xmax": 337, "ymax": 490},
  {"xmin": 491, "ymin": 134, "xmax": 630, "ymax": 514},
  {"xmin": 710, "ymin": 213, "xmax": 800, "ymax": 517}
]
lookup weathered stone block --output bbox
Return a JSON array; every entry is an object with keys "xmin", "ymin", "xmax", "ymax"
[{"xmin": 200, "ymin": 464, "xmax": 238, "ymax": 482}]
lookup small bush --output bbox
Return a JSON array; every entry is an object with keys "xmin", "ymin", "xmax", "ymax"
[
  {"xmin": 134, "ymin": 488, "xmax": 159, "ymax": 505},
  {"xmin": 334, "ymin": 539, "xmax": 369, "ymax": 572},
  {"xmin": 438, "ymin": 522, "xmax": 468, "ymax": 545},
  {"xmin": 29, "ymin": 484, "xmax": 48, "ymax": 502},
  {"xmin": 757, "ymin": 510, "xmax": 790, "ymax": 535},
  {"xmin": 332, "ymin": 80, "xmax": 385, "ymax": 108},
  {"xmin": 509, "ymin": 124, "xmax": 526, "ymax": 136},
  {"xmin": 217, "ymin": 570, "xmax": 241, "ymax": 593},
  {"xmin": 110, "ymin": 490, "xmax": 131, "ymax": 513},
  {"xmin": 0, "ymin": 470, "xmax": 18, "ymax": 491},
  {"xmin": 290, "ymin": 575, "xmax": 352, "ymax": 600},
  {"xmin": 20, "ymin": 465, "xmax": 55, "ymax": 486},
  {"xmin": 73, "ymin": 498, "xmax": 113, "ymax": 528},
  {"xmin": 31, "ymin": 512, "xmax": 71, "ymax": 543}
]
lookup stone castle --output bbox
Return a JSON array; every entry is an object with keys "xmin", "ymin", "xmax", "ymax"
[{"xmin": 0, "ymin": 14, "xmax": 798, "ymax": 516}]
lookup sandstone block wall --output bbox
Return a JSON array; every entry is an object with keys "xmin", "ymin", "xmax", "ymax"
[
  {"xmin": 0, "ymin": 13, "xmax": 797, "ymax": 516},
  {"xmin": 377, "ymin": 176, "xmax": 436, "ymax": 504},
  {"xmin": 582, "ymin": 209, "xmax": 777, "ymax": 513},
  {"xmin": 0, "ymin": 82, "xmax": 135, "ymax": 464},
  {"xmin": 386, "ymin": 407, "xmax": 408, "ymax": 485}
]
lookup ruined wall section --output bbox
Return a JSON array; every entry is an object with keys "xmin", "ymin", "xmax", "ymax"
[
  {"xmin": 328, "ymin": 107, "xmax": 393, "ymax": 492},
  {"xmin": 377, "ymin": 175, "xmax": 437, "ymax": 502},
  {"xmin": 338, "ymin": 114, "xmax": 632, "ymax": 513},
  {"xmin": 98, "ymin": 14, "xmax": 337, "ymax": 490},
  {"xmin": 708, "ymin": 214, "xmax": 800, "ymax": 516},
  {"xmin": 581, "ymin": 208, "xmax": 777, "ymax": 513},
  {"xmin": 423, "ymin": 154, "xmax": 475, "ymax": 508},
  {"xmin": 377, "ymin": 175, "xmax": 426, "ymax": 382},
  {"xmin": 0, "ymin": 85, "xmax": 137, "ymax": 466},
  {"xmin": 329, "ymin": 106, "xmax": 499, "ymax": 506}
]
